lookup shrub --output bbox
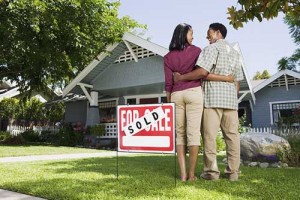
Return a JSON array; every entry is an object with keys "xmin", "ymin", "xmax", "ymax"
[
  {"xmin": 56, "ymin": 123, "xmax": 84, "ymax": 146},
  {"xmin": 2, "ymin": 134, "xmax": 26, "ymax": 145},
  {"xmin": 89, "ymin": 124, "xmax": 106, "ymax": 136},
  {"xmin": 39, "ymin": 130, "xmax": 57, "ymax": 143},
  {"xmin": 276, "ymin": 134, "xmax": 300, "ymax": 166},
  {"xmin": 0, "ymin": 131, "xmax": 11, "ymax": 142},
  {"xmin": 21, "ymin": 129, "xmax": 40, "ymax": 142}
]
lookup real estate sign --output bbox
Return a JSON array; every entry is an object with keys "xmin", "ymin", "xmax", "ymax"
[{"xmin": 117, "ymin": 103, "xmax": 175, "ymax": 153}]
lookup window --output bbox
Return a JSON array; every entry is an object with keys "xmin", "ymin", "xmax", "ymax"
[
  {"xmin": 99, "ymin": 101, "xmax": 116, "ymax": 123},
  {"xmin": 140, "ymin": 97, "xmax": 158, "ymax": 104},
  {"xmin": 127, "ymin": 98, "xmax": 136, "ymax": 105},
  {"xmin": 160, "ymin": 97, "xmax": 167, "ymax": 103},
  {"xmin": 271, "ymin": 102, "xmax": 300, "ymax": 125}
]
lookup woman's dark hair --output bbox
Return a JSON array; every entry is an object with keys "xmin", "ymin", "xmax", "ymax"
[
  {"xmin": 169, "ymin": 23, "xmax": 192, "ymax": 51},
  {"xmin": 209, "ymin": 23, "xmax": 227, "ymax": 38}
]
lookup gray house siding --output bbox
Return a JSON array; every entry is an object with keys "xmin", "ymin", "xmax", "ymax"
[
  {"xmin": 252, "ymin": 85, "xmax": 300, "ymax": 127},
  {"xmin": 65, "ymin": 100, "xmax": 88, "ymax": 125},
  {"xmin": 92, "ymin": 56, "xmax": 164, "ymax": 91}
]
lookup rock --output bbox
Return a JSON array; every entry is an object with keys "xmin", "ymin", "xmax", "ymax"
[
  {"xmin": 240, "ymin": 133, "xmax": 290, "ymax": 162},
  {"xmin": 248, "ymin": 162, "xmax": 258, "ymax": 167},
  {"xmin": 281, "ymin": 163, "xmax": 289, "ymax": 168},
  {"xmin": 270, "ymin": 163, "xmax": 280, "ymax": 168},
  {"xmin": 259, "ymin": 162, "xmax": 269, "ymax": 168},
  {"xmin": 222, "ymin": 158, "xmax": 227, "ymax": 163}
]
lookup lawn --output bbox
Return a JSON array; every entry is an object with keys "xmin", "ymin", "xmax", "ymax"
[
  {"xmin": 0, "ymin": 144, "xmax": 101, "ymax": 157},
  {"xmin": 0, "ymin": 154, "xmax": 299, "ymax": 200}
]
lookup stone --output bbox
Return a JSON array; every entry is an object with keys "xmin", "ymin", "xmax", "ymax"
[
  {"xmin": 240, "ymin": 132, "xmax": 290, "ymax": 162},
  {"xmin": 259, "ymin": 162, "xmax": 269, "ymax": 168},
  {"xmin": 248, "ymin": 162, "xmax": 258, "ymax": 167},
  {"xmin": 281, "ymin": 163, "xmax": 289, "ymax": 168},
  {"xmin": 222, "ymin": 158, "xmax": 227, "ymax": 163},
  {"xmin": 270, "ymin": 162, "xmax": 280, "ymax": 168}
]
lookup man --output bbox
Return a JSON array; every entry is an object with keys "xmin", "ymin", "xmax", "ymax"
[{"xmin": 174, "ymin": 22, "xmax": 243, "ymax": 181}]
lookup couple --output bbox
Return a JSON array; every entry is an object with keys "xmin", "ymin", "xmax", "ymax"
[{"xmin": 164, "ymin": 22, "xmax": 243, "ymax": 182}]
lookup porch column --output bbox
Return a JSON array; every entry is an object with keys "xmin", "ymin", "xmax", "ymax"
[{"xmin": 85, "ymin": 91, "xmax": 100, "ymax": 127}]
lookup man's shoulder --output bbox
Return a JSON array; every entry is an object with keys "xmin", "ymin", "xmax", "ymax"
[{"xmin": 202, "ymin": 44, "xmax": 218, "ymax": 53}]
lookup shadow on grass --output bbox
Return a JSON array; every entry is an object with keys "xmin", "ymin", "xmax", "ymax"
[{"xmin": 1, "ymin": 155, "xmax": 300, "ymax": 199}]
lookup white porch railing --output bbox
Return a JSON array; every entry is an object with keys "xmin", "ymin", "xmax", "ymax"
[{"xmin": 101, "ymin": 123, "xmax": 117, "ymax": 138}]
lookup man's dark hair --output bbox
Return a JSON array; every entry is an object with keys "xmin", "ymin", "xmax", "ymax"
[
  {"xmin": 169, "ymin": 23, "xmax": 192, "ymax": 51},
  {"xmin": 209, "ymin": 23, "xmax": 227, "ymax": 38}
]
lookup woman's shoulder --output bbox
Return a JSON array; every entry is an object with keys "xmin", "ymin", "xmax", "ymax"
[{"xmin": 188, "ymin": 45, "xmax": 201, "ymax": 53}]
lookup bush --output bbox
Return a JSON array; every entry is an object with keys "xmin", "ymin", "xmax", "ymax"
[
  {"xmin": 2, "ymin": 134, "xmax": 26, "ymax": 145},
  {"xmin": 89, "ymin": 124, "xmax": 106, "ymax": 136},
  {"xmin": 0, "ymin": 131, "xmax": 11, "ymax": 142},
  {"xmin": 21, "ymin": 129, "xmax": 40, "ymax": 142},
  {"xmin": 56, "ymin": 123, "xmax": 84, "ymax": 146},
  {"xmin": 39, "ymin": 130, "xmax": 57, "ymax": 143},
  {"xmin": 277, "ymin": 134, "xmax": 300, "ymax": 166}
]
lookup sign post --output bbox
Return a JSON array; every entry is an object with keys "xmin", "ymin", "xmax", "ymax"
[{"xmin": 116, "ymin": 103, "xmax": 176, "ymax": 184}]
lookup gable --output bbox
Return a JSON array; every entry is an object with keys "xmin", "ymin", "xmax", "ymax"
[
  {"xmin": 253, "ymin": 70, "xmax": 300, "ymax": 93},
  {"xmin": 63, "ymin": 32, "xmax": 168, "ymax": 96}
]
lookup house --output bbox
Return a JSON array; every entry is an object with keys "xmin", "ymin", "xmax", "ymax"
[
  {"xmin": 0, "ymin": 80, "xmax": 58, "ymax": 131},
  {"xmin": 0, "ymin": 80, "xmax": 54, "ymax": 103},
  {"xmin": 251, "ymin": 70, "xmax": 300, "ymax": 128},
  {"xmin": 62, "ymin": 32, "xmax": 254, "ymax": 135}
]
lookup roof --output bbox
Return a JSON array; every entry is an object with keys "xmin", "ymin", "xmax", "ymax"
[
  {"xmin": 231, "ymin": 43, "xmax": 256, "ymax": 103},
  {"xmin": 62, "ymin": 33, "xmax": 254, "ymax": 104},
  {"xmin": 0, "ymin": 80, "xmax": 57, "ymax": 102},
  {"xmin": 251, "ymin": 80, "xmax": 265, "ymax": 88},
  {"xmin": 253, "ymin": 70, "xmax": 300, "ymax": 93},
  {"xmin": 62, "ymin": 32, "xmax": 168, "ymax": 97}
]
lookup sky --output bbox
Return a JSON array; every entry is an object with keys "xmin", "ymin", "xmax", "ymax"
[{"xmin": 118, "ymin": 0, "xmax": 298, "ymax": 79}]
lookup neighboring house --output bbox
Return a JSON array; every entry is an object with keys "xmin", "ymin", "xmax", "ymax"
[
  {"xmin": 0, "ymin": 80, "xmax": 58, "ymax": 131},
  {"xmin": 62, "ymin": 32, "xmax": 254, "ymax": 129},
  {"xmin": 251, "ymin": 70, "xmax": 300, "ymax": 128},
  {"xmin": 0, "ymin": 80, "xmax": 54, "ymax": 103}
]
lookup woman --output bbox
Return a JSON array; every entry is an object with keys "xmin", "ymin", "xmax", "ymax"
[{"xmin": 164, "ymin": 23, "xmax": 232, "ymax": 181}]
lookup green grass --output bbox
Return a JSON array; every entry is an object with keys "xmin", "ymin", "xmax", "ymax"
[
  {"xmin": 0, "ymin": 144, "xmax": 101, "ymax": 157},
  {"xmin": 0, "ymin": 154, "xmax": 299, "ymax": 200}
]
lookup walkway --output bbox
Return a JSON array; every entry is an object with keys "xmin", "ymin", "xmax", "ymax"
[{"xmin": 0, "ymin": 151, "xmax": 137, "ymax": 163}]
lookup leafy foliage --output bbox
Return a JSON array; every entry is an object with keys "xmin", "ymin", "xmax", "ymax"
[
  {"xmin": 0, "ymin": 97, "xmax": 65, "ymax": 125},
  {"xmin": 227, "ymin": 0, "xmax": 300, "ymax": 29},
  {"xmin": 56, "ymin": 122, "xmax": 84, "ymax": 146},
  {"xmin": 252, "ymin": 70, "xmax": 271, "ymax": 80},
  {"xmin": 0, "ymin": 0, "xmax": 143, "ymax": 95},
  {"xmin": 278, "ymin": 15, "xmax": 300, "ymax": 71},
  {"xmin": 0, "ymin": 98, "xmax": 20, "ymax": 120},
  {"xmin": 89, "ymin": 124, "xmax": 105, "ymax": 136}
]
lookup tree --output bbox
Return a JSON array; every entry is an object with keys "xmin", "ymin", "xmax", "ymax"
[
  {"xmin": 0, "ymin": 0, "xmax": 143, "ymax": 96},
  {"xmin": 278, "ymin": 14, "xmax": 300, "ymax": 71},
  {"xmin": 277, "ymin": 57, "xmax": 297, "ymax": 71},
  {"xmin": 260, "ymin": 70, "xmax": 271, "ymax": 79},
  {"xmin": 0, "ymin": 98, "xmax": 20, "ymax": 121},
  {"xmin": 227, "ymin": 0, "xmax": 300, "ymax": 29},
  {"xmin": 253, "ymin": 71, "xmax": 262, "ymax": 80},
  {"xmin": 253, "ymin": 70, "xmax": 271, "ymax": 80}
]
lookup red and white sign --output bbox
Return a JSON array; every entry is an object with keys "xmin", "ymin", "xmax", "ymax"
[{"xmin": 117, "ymin": 103, "xmax": 175, "ymax": 153}]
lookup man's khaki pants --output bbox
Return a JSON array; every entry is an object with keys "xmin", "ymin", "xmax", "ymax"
[{"xmin": 201, "ymin": 108, "xmax": 240, "ymax": 179}]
